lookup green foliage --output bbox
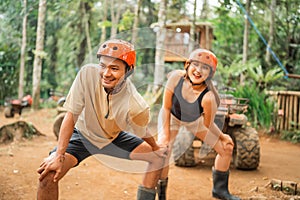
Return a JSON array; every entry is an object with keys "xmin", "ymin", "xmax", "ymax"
[
  {"xmin": 232, "ymin": 83, "xmax": 275, "ymax": 129},
  {"xmin": 247, "ymin": 64, "xmax": 284, "ymax": 91},
  {"xmin": 211, "ymin": 0, "xmax": 299, "ymax": 92},
  {"xmin": 281, "ymin": 122, "xmax": 300, "ymax": 143},
  {"xmin": 39, "ymin": 100, "xmax": 58, "ymax": 109},
  {"xmin": 0, "ymin": 45, "xmax": 20, "ymax": 104},
  {"xmin": 119, "ymin": 9, "xmax": 135, "ymax": 32},
  {"xmin": 210, "ymin": 6, "xmax": 244, "ymax": 67}
]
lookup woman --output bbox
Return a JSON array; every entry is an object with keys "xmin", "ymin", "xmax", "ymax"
[{"xmin": 157, "ymin": 49, "xmax": 240, "ymax": 200}]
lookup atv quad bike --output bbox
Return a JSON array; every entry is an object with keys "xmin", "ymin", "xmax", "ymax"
[
  {"xmin": 172, "ymin": 90, "xmax": 260, "ymax": 170},
  {"xmin": 4, "ymin": 95, "xmax": 32, "ymax": 118}
]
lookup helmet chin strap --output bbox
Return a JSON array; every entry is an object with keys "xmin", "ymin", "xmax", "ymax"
[
  {"xmin": 187, "ymin": 75, "xmax": 206, "ymax": 86},
  {"xmin": 105, "ymin": 68, "xmax": 134, "ymax": 94},
  {"xmin": 185, "ymin": 65, "xmax": 204, "ymax": 86}
]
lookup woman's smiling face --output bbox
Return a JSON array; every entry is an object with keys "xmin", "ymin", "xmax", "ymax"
[{"xmin": 187, "ymin": 60, "xmax": 212, "ymax": 84}]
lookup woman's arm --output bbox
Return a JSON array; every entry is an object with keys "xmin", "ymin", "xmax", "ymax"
[
  {"xmin": 159, "ymin": 71, "xmax": 181, "ymax": 145},
  {"xmin": 202, "ymin": 92, "xmax": 233, "ymax": 146},
  {"xmin": 202, "ymin": 91, "xmax": 218, "ymax": 129}
]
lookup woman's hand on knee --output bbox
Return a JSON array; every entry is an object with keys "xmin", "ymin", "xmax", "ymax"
[
  {"xmin": 153, "ymin": 144, "xmax": 169, "ymax": 158},
  {"xmin": 220, "ymin": 134, "xmax": 234, "ymax": 150}
]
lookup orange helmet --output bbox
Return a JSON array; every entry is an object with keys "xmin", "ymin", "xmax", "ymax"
[
  {"xmin": 185, "ymin": 48, "xmax": 217, "ymax": 76},
  {"xmin": 97, "ymin": 39, "xmax": 136, "ymax": 70}
]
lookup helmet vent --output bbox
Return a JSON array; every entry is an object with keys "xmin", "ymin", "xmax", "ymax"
[
  {"xmin": 102, "ymin": 44, "xmax": 107, "ymax": 48},
  {"xmin": 113, "ymin": 46, "xmax": 118, "ymax": 50}
]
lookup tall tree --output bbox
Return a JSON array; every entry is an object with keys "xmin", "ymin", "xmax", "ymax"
[
  {"xmin": 200, "ymin": 0, "xmax": 209, "ymax": 19},
  {"xmin": 100, "ymin": 0, "xmax": 108, "ymax": 44},
  {"xmin": 189, "ymin": 0, "xmax": 197, "ymax": 52},
  {"xmin": 32, "ymin": 0, "xmax": 47, "ymax": 110},
  {"xmin": 265, "ymin": 0, "xmax": 276, "ymax": 64},
  {"xmin": 75, "ymin": 1, "xmax": 93, "ymax": 68},
  {"xmin": 153, "ymin": 0, "xmax": 167, "ymax": 91},
  {"xmin": 18, "ymin": 0, "xmax": 28, "ymax": 99},
  {"xmin": 110, "ymin": 0, "xmax": 122, "ymax": 38},
  {"xmin": 241, "ymin": 0, "xmax": 251, "ymax": 84},
  {"xmin": 131, "ymin": 0, "xmax": 142, "ymax": 45},
  {"xmin": 81, "ymin": 1, "xmax": 92, "ymax": 62}
]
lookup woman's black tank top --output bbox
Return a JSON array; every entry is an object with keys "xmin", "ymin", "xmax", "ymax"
[{"xmin": 171, "ymin": 77, "xmax": 209, "ymax": 122}]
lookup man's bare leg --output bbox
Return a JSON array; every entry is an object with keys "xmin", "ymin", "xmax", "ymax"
[{"xmin": 37, "ymin": 153, "xmax": 77, "ymax": 200}]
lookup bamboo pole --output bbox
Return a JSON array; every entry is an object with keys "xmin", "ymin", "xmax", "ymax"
[
  {"xmin": 287, "ymin": 95, "xmax": 290, "ymax": 130},
  {"xmin": 288, "ymin": 95, "xmax": 293, "ymax": 130},
  {"xmin": 267, "ymin": 90, "xmax": 300, "ymax": 96},
  {"xmin": 297, "ymin": 96, "xmax": 300, "ymax": 129},
  {"xmin": 293, "ymin": 96, "xmax": 297, "ymax": 129},
  {"xmin": 287, "ymin": 73, "xmax": 300, "ymax": 79},
  {"xmin": 279, "ymin": 94, "xmax": 284, "ymax": 130}
]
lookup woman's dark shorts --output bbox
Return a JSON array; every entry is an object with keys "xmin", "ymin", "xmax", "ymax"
[{"xmin": 50, "ymin": 128, "xmax": 144, "ymax": 166}]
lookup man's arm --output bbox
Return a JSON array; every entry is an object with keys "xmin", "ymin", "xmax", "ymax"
[
  {"xmin": 142, "ymin": 128, "xmax": 160, "ymax": 151},
  {"xmin": 37, "ymin": 111, "xmax": 75, "ymax": 182},
  {"xmin": 142, "ymin": 128, "xmax": 168, "ymax": 158},
  {"xmin": 56, "ymin": 111, "xmax": 76, "ymax": 156}
]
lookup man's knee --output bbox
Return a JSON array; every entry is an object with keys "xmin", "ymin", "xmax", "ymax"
[
  {"xmin": 39, "ymin": 171, "xmax": 57, "ymax": 188},
  {"xmin": 149, "ymin": 152, "xmax": 166, "ymax": 170}
]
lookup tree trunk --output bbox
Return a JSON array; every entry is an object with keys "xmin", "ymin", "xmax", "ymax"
[
  {"xmin": 81, "ymin": 2, "xmax": 92, "ymax": 63},
  {"xmin": 189, "ymin": 0, "xmax": 196, "ymax": 52},
  {"xmin": 18, "ymin": 0, "xmax": 27, "ymax": 99},
  {"xmin": 131, "ymin": 0, "xmax": 142, "ymax": 45},
  {"xmin": 76, "ymin": 1, "xmax": 89, "ymax": 68},
  {"xmin": 32, "ymin": 0, "xmax": 47, "ymax": 110},
  {"xmin": 143, "ymin": 0, "xmax": 167, "ymax": 106},
  {"xmin": 110, "ymin": 0, "xmax": 122, "ymax": 38},
  {"xmin": 153, "ymin": 0, "xmax": 167, "ymax": 91},
  {"xmin": 200, "ymin": 0, "xmax": 209, "ymax": 20},
  {"xmin": 241, "ymin": 0, "xmax": 251, "ymax": 84},
  {"xmin": 265, "ymin": 0, "xmax": 276, "ymax": 64},
  {"xmin": 100, "ymin": 0, "xmax": 108, "ymax": 44}
]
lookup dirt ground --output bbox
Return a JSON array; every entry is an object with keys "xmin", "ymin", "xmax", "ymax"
[{"xmin": 0, "ymin": 108, "xmax": 300, "ymax": 200}]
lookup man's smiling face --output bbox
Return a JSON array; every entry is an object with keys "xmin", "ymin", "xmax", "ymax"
[{"xmin": 99, "ymin": 56, "xmax": 126, "ymax": 91}]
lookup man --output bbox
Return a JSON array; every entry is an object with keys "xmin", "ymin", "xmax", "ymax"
[{"xmin": 37, "ymin": 39, "xmax": 167, "ymax": 200}]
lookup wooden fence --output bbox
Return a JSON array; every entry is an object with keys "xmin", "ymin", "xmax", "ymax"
[{"xmin": 268, "ymin": 91, "xmax": 300, "ymax": 131}]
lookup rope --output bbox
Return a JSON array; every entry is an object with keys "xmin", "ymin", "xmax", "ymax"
[{"xmin": 235, "ymin": 0, "xmax": 289, "ymax": 78}]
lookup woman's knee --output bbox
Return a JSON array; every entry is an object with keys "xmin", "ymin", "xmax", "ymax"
[
  {"xmin": 223, "ymin": 143, "xmax": 234, "ymax": 157},
  {"xmin": 215, "ymin": 143, "xmax": 234, "ymax": 157}
]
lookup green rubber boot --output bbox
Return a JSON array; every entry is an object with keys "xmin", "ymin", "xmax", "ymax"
[
  {"xmin": 137, "ymin": 185, "xmax": 156, "ymax": 200},
  {"xmin": 157, "ymin": 178, "xmax": 168, "ymax": 200},
  {"xmin": 212, "ymin": 168, "xmax": 241, "ymax": 200}
]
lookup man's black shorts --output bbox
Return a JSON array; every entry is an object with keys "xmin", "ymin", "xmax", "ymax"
[{"xmin": 50, "ymin": 128, "xmax": 144, "ymax": 166}]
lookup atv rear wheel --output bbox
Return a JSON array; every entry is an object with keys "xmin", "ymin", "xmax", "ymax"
[
  {"xmin": 53, "ymin": 112, "xmax": 66, "ymax": 140},
  {"xmin": 4, "ymin": 107, "xmax": 14, "ymax": 118},
  {"xmin": 231, "ymin": 127, "xmax": 260, "ymax": 170},
  {"xmin": 172, "ymin": 126, "xmax": 196, "ymax": 167}
]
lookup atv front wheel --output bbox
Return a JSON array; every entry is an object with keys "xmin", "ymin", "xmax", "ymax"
[{"xmin": 231, "ymin": 127, "xmax": 260, "ymax": 170}]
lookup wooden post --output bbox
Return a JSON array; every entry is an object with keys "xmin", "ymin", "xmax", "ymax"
[
  {"xmin": 294, "ymin": 96, "xmax": 300, "ymax": 129},
  {"xmin": 288, "ymin": 95, "xmax": 293, "ymax": 130}
]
